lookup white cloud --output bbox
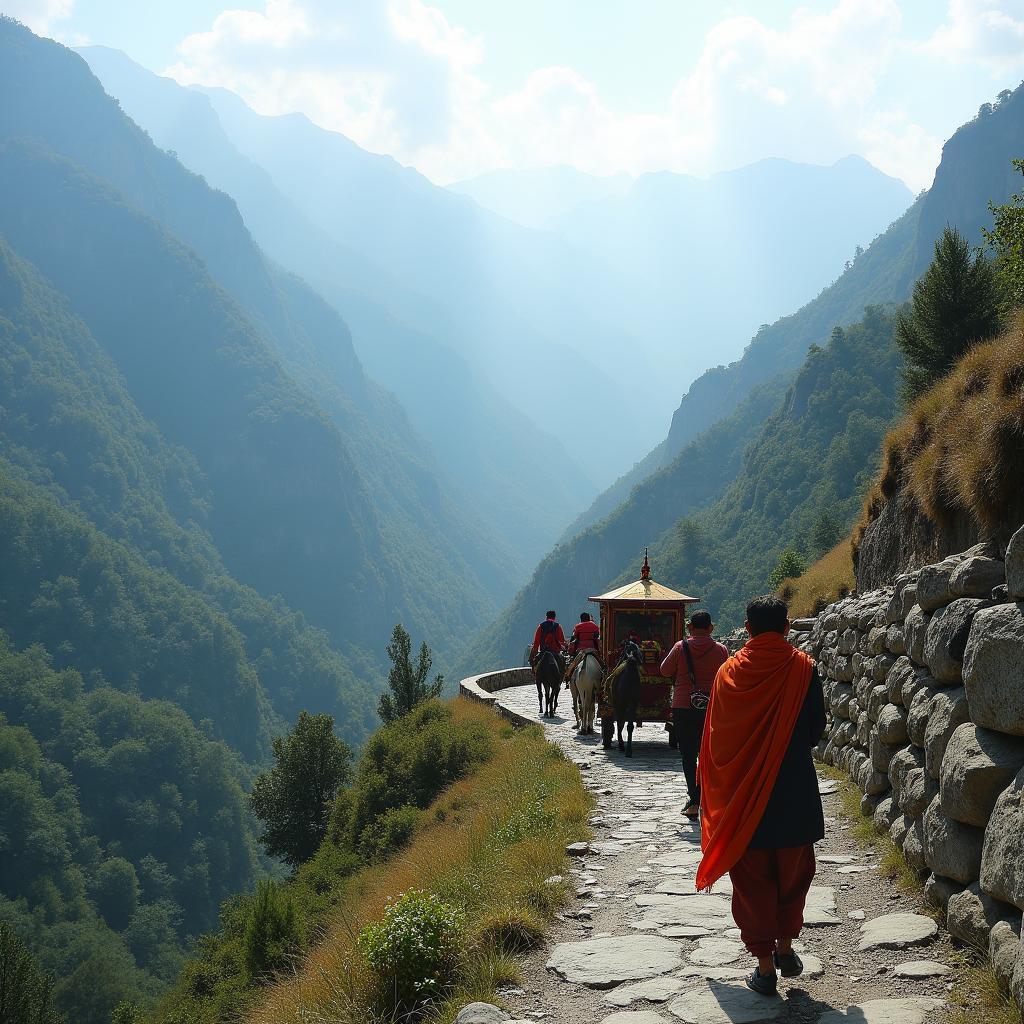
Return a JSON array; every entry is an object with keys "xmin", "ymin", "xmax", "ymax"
[
  {"xmin": 164, "ymin": 0, "xmax": 1020, "ymax": 190},
  {"xmin": 5, "ymin": 0, "xmax": 74, "ymax": 34},
  {"xmin": 924, "ymin": 0, "xmax": 1024, "ymax": 73}
]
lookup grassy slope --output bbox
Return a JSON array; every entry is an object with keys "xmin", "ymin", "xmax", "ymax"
[
  {"xmin": 778, "ymin": 540, "xmax": 856, "ymax": 618},
  {"xmin": 246, "ymin": 699, "xmax": 589, "ymax": 1024}
]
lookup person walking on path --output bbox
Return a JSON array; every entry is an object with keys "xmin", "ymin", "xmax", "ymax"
[
  {"xmin": 695, "ymin": 595, "xmax": 826, "ymax": 997},
  {"xmin": 659, "ymin": 611, "xmax": 728, "ymax": 818}
]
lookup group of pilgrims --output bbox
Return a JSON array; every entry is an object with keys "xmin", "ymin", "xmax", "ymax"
[{"xmin": 530, "ymin": 594, "xmax": 826, "ymax": 997}]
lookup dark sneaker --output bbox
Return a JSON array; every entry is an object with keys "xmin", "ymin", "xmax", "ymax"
[
  {"xmin": 746, "ymin": 968, "xmax": 778, "ymax": 996},
  {"xmin": 682, "ymin": 800, "xmax": 700, "ymax": 818},
  {"xmin": 774, "ymin": 950, "xmax": 804, "ymax": 977}
]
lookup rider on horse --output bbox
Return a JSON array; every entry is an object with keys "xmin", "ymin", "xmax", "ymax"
[
  {"xmin": 531, "ymin": 610, "xmax": 566, "ymax": 674},
  {"xmin": 563, "ymin": 612, "xmax": 602, "ymax": 680}
]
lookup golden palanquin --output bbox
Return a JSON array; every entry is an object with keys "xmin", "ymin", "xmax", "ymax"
[{"xmin": 590, "ymin": 555, "xmax": 699, "ymax": 739}]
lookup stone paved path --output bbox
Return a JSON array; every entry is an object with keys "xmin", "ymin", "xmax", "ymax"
[{"xmin": 490, "ymin": 683, "xmax": 957, "ymax": 1024}]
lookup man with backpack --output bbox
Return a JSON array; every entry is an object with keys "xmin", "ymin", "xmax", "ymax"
[
  {"xmin": 660, "ymin": 610, "xmax": 729, "ymax": 818},
  {"xmin": 530, "ymin": 610, "xmax": 565, "ymax": 674}
]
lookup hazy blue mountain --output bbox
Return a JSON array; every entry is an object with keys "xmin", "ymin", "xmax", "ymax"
[
  {"xmin": 449, "ymin": 165, "xmax": 633, "ymax": 229},
  {"xmin": 79, "ymin": 46, "xmax": 595, "ymax": 563},
  {"xmin": 463, "ymin": 85, "xmax": 1024, "ymax": 673},
  {"xmin": 0, "ymin": 21, "xmax": 523, "ymax": 667}
]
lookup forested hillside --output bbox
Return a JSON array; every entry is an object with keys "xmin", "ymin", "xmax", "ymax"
[
  {"xmin": 0, "ymin": 18, "xmax": 536, "ymax": 1019},
  {"xmin": 466, "ymin": 84, "xmax": 1024, "ymax": 671}
]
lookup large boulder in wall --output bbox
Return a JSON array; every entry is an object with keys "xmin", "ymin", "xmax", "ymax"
[
  {"xmin": 907, "ymin": 685, "xmax": 938, "ymax": 747},
  {"xmin": 877, "ymin": 703, "xmax": 909, "ymax": 745},
  {"xmin": 923, "ymin": 598, "xmax": 987, "ymax": 684},
  {"xmin": 924, "ymin": 687, "xmax": 970, "ymax": 779},
  {"xmin": 923, "ymin": 796, "xmax": 984, "ymax": 883},
  {"xmin": 904, "ymin": 606, "xmax": 931, "ymax": 664},
  {"xmin": 1006, "ymin": 522, "xmax": 1024, "ymax": 600},
  {"xmin": 989, "ymin": 919, "xmax": 1021, "ymax": 995},
  {"xmin": 949, "ymin": 555, "xmax": 1005, "ymax": 600},
  {"xmin": 890, "ymin": 745, "xmax": 926, "ymax": 809},
  {"xmin": 980, "ymin": 766, "xmax": 1024, "ymax": 911},
  {"xmin": 902, "ymin": 767, "xmax": 939, "ymax": 820},
  {"xmin": 917, "ymin": 556, "xmax": 965, "ymax": 612},
  {"xmin": 946, "ymin": 881, "xmax": 1020, "ymax": 949},
  {"xmin": 940, "ymin": 723, "xmax": 1024, "ymax": 828},
  {"xmin": 963, "ymin": 603, "xmax": 1024, "ymax": 737}
]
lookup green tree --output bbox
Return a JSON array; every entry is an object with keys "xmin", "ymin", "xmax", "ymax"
[
  {"xmin": 768, "ymin": 547, "xmax": 807, "ymax": 591},
  {"xmin": 0, "ymin": 923, "xmax": 62, "ymax": 1024},
  {"xmin": 378, "ymin": 624, "xmax": 444, "ymax": 725},
  {"xmin": 242, "ymin": 879, "xmax": 298, "ymax": 982},
  {"xmin": 250, "ymin": 712, "xmax": 352, "ymax": 867},
  {"xmin": 91, "ymin": 859, "xmax": 139, "ymax": 931},
  {"xmin": 984, "ymin": 158, "xmax": 1024, "ymax": 314},
  {"xmin": 895, "ymin": 226, "xmax": 1003, "ymax": 402},
  {"xmin": 810, "ymin": 509, "xmax": 843, "ymax": 557}
]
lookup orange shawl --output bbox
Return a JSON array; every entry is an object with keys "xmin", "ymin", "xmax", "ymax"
[{"xmin": 695, "ymin": 631, "xmax": 813, "ymax": 891}]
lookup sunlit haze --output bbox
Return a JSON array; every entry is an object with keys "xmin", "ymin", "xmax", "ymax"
[{"xmin": 10, "ymin": 0, "xmax": 1024, "ymax": 189}]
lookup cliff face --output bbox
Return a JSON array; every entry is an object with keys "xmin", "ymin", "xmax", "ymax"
[{"xmin": 798, "ymin": 526, "xmax": 1024, "ymax": 1014}]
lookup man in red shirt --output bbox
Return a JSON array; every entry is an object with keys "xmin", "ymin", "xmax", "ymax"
[
  {"xmin": 530, "ymin": 610, "xmax": 565, "ymax": 673},
  {"xmin": 661, "ymin": 610, "xmax": 729, "ymax": 818},
  {"xmin": 563, "ymin": 612, "xmax": 602, "ymax": 679}
]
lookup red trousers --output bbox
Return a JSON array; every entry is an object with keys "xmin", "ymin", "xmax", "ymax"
[{"xmin": 728, "ymin": 845, "xmax": 816, "ymax": 957}]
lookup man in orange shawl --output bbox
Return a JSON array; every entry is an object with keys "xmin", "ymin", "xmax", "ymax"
[{"xmin": 695, "ymin": 595, "xmax": 826, "ymax": 996}]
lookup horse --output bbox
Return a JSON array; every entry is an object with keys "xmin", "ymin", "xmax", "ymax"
[
  {"xmin": 534, "ymin": 649, "xmax": 563, "ymax": 718},
  {"xmin": 570, "ymin": 651, "xmax": 603, "ymax": 734},
  {"xmin": 612, "ymin": 639, "xmax": 644, "ymax": 756}
]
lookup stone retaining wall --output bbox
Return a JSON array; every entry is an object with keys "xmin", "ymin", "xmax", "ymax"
[
  {"xmin": 459, "ymin": 668, "xmax": 537, "ymax": 727},
  {"xmin": 800, "ymin": 522, "xmax": 1024, "ymax": 1016}
]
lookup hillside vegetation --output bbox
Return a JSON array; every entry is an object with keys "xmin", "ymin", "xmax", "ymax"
[{"xmin": 145, "ymin": 699, "xmax": 589, "ymax": 1024}]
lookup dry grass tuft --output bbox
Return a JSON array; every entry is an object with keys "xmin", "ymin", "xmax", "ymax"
[
  {"xmin": 855, "ymin": 320, "xmax": 1024, "ymax": 555},
  {"xmin": 245, "ymin": 699, "xmax": 591, "ymax": 1024},
  {"xmin": 945, "ymin": 947, "xmax": 1022, "ymax": 1024},
  {"xmin": 778, "ymin": 540, "xmax": 856, "ymax": 618}
]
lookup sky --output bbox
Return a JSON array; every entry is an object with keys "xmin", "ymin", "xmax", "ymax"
[{"xmin": 8, "ymin": 0, "xmax": 1024, "ymax": 190}]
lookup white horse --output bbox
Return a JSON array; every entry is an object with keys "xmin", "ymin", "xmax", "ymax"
[{"xmin": 570, "ymin": 651, "xmax": 603, "ymax": 734}]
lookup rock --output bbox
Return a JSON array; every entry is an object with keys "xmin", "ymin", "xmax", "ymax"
[
  {"xmin": 1014, "ymin": 945, "xmax": 1024, "ymax": 1016},
  {"xmin": 873, "ymin": 797, "xmax": 899, "ymax": 834},
  {"xmin": 924, "ymin": 687, "xmax": 969, "ymax": 779},
  {"xmin": 838, "ymin": 628, "xmax": 858, "ymax": 655},
  {"xmin": 859, "ymin": 912, "xmax": 937, "ymax": 950},
  {"xmin": 979, "ymin": 765, "xmax": 1024, "ymax": 911},
  {"xmin": 904, "ymin": 606, "xmax": 931, "ymax": 664},
  {"xmin": 1007, "ymin": 523, "xmax": 1024, "ymax": 599},
  {"xmin": 963, "ymin": 603, "xmax": 1024, "ymax": 736},
  {"xmin": 456, "ymin": 1004, "xmax": 510, "ymax": 1024},
  {"xmin": 890, "ymin": 745, "xmax": 926, "ymax": 807},
  {"xmin": 940, "ymin": 723, "xmax": 1024, "ymax": 827},
  {"xmin": 923, "ymin": 796, "xmax": 984, "ymax": 882},
  {"xmin": 886, "ymin": 655, "xmax": 914, "ymax": 702},
  {"xmin": 907, "ymin": 686, "xmax": 937, "ymax": 747},
  {"xmin": 866, "ymin": 683, "xmax": 891, "ymax": 722},
  {"xmin": 633, "ymin": 893, "xmax": 734, "ymax": 930},
  {"xmin": 900, "ymin": 768, "xmax": 938, "ymax": 820},
  {"xmin": 870, "ymin": 732, "xmax": 903, "ymax": 773},
  {"xmin": 832, "ymin": 683, "xmax": 855, "ymax": 719},
  {"xmin": 924, "ymin": 873, "xmax": 964, "ymax": 914},
  {"xmin": 951, "ymin": 555, "xmax": 1005, "ymax": 599},
  {"xmin": 603, "ymin": 977, "xmax": 688, "ymax": 1007},
  {"xmin": 876, "ymin": 703, "xmax": 908, "ymax": 745},
  {"xmin": 686, "ymin": 937, "xmax": 744, "ymax": 966},
  {"xmin": 924, "ymin": 598, "xmax": 986, "ymax": 683},
  {"xmin": 989, "ymin": 919, "xmax": 1021, "ymax": 994},
  {"xmin": 902, "ymin": 814, "xmax": 927, "ymax": 872},
  {"xmin": 892, "ymin": 960, "xmax": 950, "ymax": 978},
  {"xmin": 890, "ymin": 814, "xmax": 910, "ymax": 847},
  {"xmin": 885, "ymin": 624, "xmax": 907, "ymax": 656},
  {"xmin": 600, "ymin": 1012, "xmax": 669, "ymax": 1024},
  {"xmin": 917, "ymin": 556, "xmax": 964, "ymax": 612},
  {"xmin": 886, "ymin": 580, "xmax": 918, "ymax": 624},
  {"xmin": 546, "ymin": 935, "xmax": 683, "ymax": 987},
  {"xmin": 947, "ymin": 882, "xmax": 1020, "ymax": 949},
  {"xmin": 857, "ymin": 758, "xmax": 891, "ymax": 796},
  {"xmin": 668, "ymin": 983, "xmax": 783, "ymax": 1023},
  {"xmin": 566, "ymin": 842, "xmax": 591, "ymax": 857},
  {"xmin": 817, "ymin": 999, "xmax": 944, "ymax": 1024}
]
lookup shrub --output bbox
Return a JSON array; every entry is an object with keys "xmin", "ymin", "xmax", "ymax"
[
  {"xmin": 358, "ymin": 805, "xmax": 422, "ymax": 863},
  {"xmin": 357, "ymin": 889, "xmax": 464, "ymax": 1010},
  {"xmin": 242, "ymin": 880, "xmax": 298, "ymax": 983},
  {"xmin": 0, "ymin": 923, "xmax": 62, "ymax": 1023},
  {"xmin": 348, "ymin": 701, "xmax": 493, "ymax": 850}
]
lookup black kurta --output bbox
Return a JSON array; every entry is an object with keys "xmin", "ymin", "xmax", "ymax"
[{"xmin": 748, "ymin": 667, "xmax": 827, "ymax": 849}]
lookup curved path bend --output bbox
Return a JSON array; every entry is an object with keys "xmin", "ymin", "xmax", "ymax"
[{"xmin": 483, "ymin": 680, "xmax": 958, "ymax": 1024}]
